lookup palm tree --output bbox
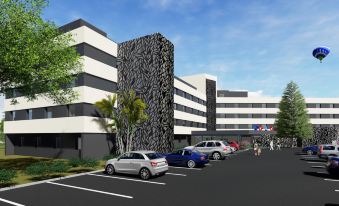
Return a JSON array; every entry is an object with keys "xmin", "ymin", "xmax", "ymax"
[{"xmin": 95, "ymin": 90, "xmax": 148, "ymax": 154}]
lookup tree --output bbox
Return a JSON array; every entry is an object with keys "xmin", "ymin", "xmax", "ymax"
[
  {"xmin": 0, "ymin": 0, "xmax": 82, "ymax": 104},
  {"xmin": 275, "ymin": 81, "xmax": 313, "ymax": 146},
  {"xmin": 95, "ymin": 90, "xmax": 148, "ymax": 154}
]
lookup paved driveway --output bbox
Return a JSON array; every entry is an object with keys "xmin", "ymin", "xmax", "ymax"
[{"xmin": 0, "ymin": 149, "xmax": 338, "ymax": 206}]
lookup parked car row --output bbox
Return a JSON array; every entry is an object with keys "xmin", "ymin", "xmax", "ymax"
[
  {"xmin": 302, "ymin": 144, "xmax": 339, "ymax": 176},
  {"xmin": 105, "ymin": 140, "xmax": 238, "ymax": 180}
]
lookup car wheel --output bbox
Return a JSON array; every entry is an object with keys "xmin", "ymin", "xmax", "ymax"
[
  {"xmin": 105, "ymin": 164, "xmax": 115, "ymax": 175},
  {"xmin": 307, "ymin": 150, "xmax": 313, "ymax": 155},
  {"xmin": 187, "ymin": 160, "xmax": 196, "ymax": 168},
  {"xmin": 139, "ymin": 168, "xmax": 151, "ymax": 180},
  {"xmin": 212, "ymin": 152, "xmax": 221, "ymax": 160}
]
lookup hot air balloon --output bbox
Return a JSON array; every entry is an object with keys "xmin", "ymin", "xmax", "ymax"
[{"xmin": 312, "ymin": 46, "xmax": 330, "ymax": 63}]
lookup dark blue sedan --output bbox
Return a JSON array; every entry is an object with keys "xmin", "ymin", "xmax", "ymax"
[
  {"xmin": 165, "ymin": 149, "xmax": 209, "ymax": 168},
  {"xmin": 302, "ymin": 145, "xmax": 319, "ymax": 155},
  {"xmin": 327, "ymin": 157, "xmax": 339, "ymax": 176}
]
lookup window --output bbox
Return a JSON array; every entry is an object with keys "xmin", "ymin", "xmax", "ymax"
[
  {"xmin": 307, "ymin": 104, "xmax": 317, "ymax": 108},
  {"xmin": 266, "ymin": 114, "xmax": 276, "ymax": 118},
  {"xmin": 320, "ymin": 104, "xmax": 331, "ymax": 108},
  {"xmin": 323, "ymin": 146, "xmax": 335, "ymax": 150},
  {"xmin": 196, "ymin": 142, "xmax": 206, "ymax": 147},
  {"xmin": 68, "ymin": 105, "xmax": 76, "ymax": 117},
  {"xmin": 252, "ymin": 114, "xmax": 263, "ymax": 118},
  {"xmin": 206, "ymin": 142, "xmax": 215, "ymax": 147},
  {"xmin": 132, "ymin": 153, "xmax": 145, "ymax": 160},
  {"xmin": 174, "ymin": 150, "xmax": 183, "ymax": 155},
  {"xmin": 333, "ymin": 104, "xmax": 339, "ymax": 108},
  {"xmin": 266, "ymin": 103, "xmax": 278, "ymax": 108},
  {"xmin": 183, "ymin": 150, "xmax": 191, "ymax": 156},
  {"xmin": 215, "ymin": 142, "xmax": 221, "ymax": 147},
  {"xmin": 145, "ymin": 153, "xmax": 162, "ymax": 160},
  {"xmin": 12, "ymin": 111, "xmax": 16, "ymax": 121},
  {"xmin": 119, "ymin": 153, "xmax": 133, "ymax": 159},
  {"xmin": 225, "ymin": 103, "xmax": 236, "ymax": 108},
  {"xmin": 27, "ymin": 109, "xmax": 32, "ymax": 120},
  {"xmin": 252, "ymin": 103, "xmax": 262, "ymax": 108},
  {"xmin": 238, "ymin": 103, "xmax": 251, "ymax": 108},
  {"xmin": 238, "ymin": 114, "xmax": 248, "ymax": 118}
]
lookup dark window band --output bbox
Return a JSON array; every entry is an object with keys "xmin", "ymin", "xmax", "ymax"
[
  {"xmin": 6, "ymin": 73, "xmax": 117, "ymax": 99},
  {"xmin": 174, "ymin": 88, "xmax": 206, "ymax": 106},
  {"xmin": 216, "ymin": 113, "xmax": 277, "ymax": 119},
  {"xmin": 174, "ymin": 103, "xmax": 206, "ymax": 117},
  {"xmin": 174, "ymin": 119, "xmax": 206, "ymax": 128},
  {"xmin": 75, "ymin": 43, "xmax": 117, "ymax": 68},
  {"xmin": 5, "ymin": 103, "xmax": 102, "ymax": 121}
]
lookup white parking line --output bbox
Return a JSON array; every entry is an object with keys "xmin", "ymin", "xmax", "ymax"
[
  {"xmin": 0, "ymin": 198, "xmax": 25, "ymax": 206},
  {"xmin": 335, "ymin": 190, "xmax": 339, "ymax": 192},
  {"xmin": 324, "ymin": 179, "xmax": 339, "ymax": 182},
  {"xmin": 87, "ymin": 174, "xmax": 166, "ymax": 185},
  {"xmin": 46, "ymin": 182, "xmax": 133, "ymax": 199},
  {"xmin": 311, "ymin": 165, "xmax": 326, "ymax": 168},
  {"xmin": 316, "ymin": 171, "xmax": 328, "ymax": 174},
  {"xmin": 307, "ymin": 162, "xmax": 325, "ymax": 164},
  {"xmin": 166, "ymin": 173, "xmax": 187, "ymax": 176},
  {"xmin": 168, "ymin": 166, "xmax": 202, "ymax": 170}
]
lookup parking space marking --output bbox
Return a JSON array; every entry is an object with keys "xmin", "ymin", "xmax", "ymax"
[
  {"xmin": 166, "ymin": 173, "xmax": 187, "ymax": 176},
  {"xmin": 324, "ymin": 179, "xmax": 339, "ymax": 182},
  {"xmin": 316, "ymin": 171, "xmax": 328, "ymax": 174},
  {"xmin": 46, "ymin": 182, "xmax": 133, "ymax": 199},
  {"xmin": 87, "ymin": 174, "xmax": 166, "ymax": 185},
  {"xmin": 0, "ymin": 198, "xmax": 25, "ymax": 206},
  {"xmin": 311, "ymin": 165, "xmax": 326, "ymax": 168},
  {"xmin": 335, "ymin": 190, "xmax": 339, "ymax": 192},
  {"xmin": 168, "ymin": 166, "xmax": 201, "ymax": 170},
  {"xmin": 307, "ymin": 162, "xmax": 326, "ymax": 164}
]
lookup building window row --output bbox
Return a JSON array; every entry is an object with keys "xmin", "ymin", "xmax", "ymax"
[
  {"xmin": 216, "ymin": 113, "xmax": 277, "ymax": 119},
  {"xmin": 174, "ymin": 103, "xmax": 206, "ymax": 117},
  {"xmin": 216, "ymin": 103, "xmax": 339, "ymax": 108},
  {"xmin": 174, "ymin": 88, "xmax": 206, "ymax": 106},
  {"xmin": 217, "ymin": 124, "xmax": 339, "ymax": 129},
  {"xmin": 174, "ymin": 119, "xmax": 206, "ymax": 128},
  {"xmin": 5, "ymin": 103, "xmax": 100, "ymax": 121}
]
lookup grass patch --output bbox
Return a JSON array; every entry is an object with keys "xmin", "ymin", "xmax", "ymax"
[{"xmin": 0, "ymin": 147, "xmax": 106, "ymax": 188}]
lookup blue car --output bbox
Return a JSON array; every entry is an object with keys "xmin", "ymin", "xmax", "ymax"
[
  {"xmin": 165, "ymin": 149, "xmax": 209, "ymax": 168},
  {"xmin": 327, "ymin": 156, "xmax": 339, "ymax": 176},
  {"xmin": 302, "ymin": 145, "xmax": 319, "ymax": 155}
]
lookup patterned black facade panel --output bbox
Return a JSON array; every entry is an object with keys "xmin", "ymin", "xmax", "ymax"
[
  {"xmin": 117, "ymin": 33, "xmax": 174, "ymax": 153},
  {"xmin": 206, "ymin": 79, "xmax": 216, "ymax": 131}
]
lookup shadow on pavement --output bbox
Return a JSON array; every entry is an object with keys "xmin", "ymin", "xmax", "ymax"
[
  {"xmin": 300, "ymin": 158, "xmax": 326, "ymax": 162},
  {"xmin": 303, "ymin": 171, "xmax": 339, "ymax": 179},
  {"xmin": 325, "ymin": 204, "xmax": 339, "ymax": 206}
]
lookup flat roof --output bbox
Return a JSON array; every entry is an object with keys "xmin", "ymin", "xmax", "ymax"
[{"xmin": 192, "ymin": 130, "xmax": 276, "ymax": 136}]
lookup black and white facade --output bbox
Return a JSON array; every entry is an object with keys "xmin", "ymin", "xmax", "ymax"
[{"xmin": 4, "ymin": 19, "xmax": 339, "ymax": 158}]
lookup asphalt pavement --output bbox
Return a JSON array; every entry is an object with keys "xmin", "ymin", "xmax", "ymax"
[{"xmin": 0, "ymin": 148, "xmax": 338, "ymax": 206}]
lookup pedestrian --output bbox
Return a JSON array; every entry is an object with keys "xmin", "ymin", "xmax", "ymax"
[
  {"xmin": 258, "ymin": 143, "xmax": 262, "ymax": 156},
  {"xmin": 270, "ymin": 139, "xmax": 274, "ymax": 150},
  {"xmin": 277, "ymin": 139, "xmax": 281, "ymax": 150},
  {"xmin": 254, "ymin": 142, "xmax": 259, "ymax": 156}
]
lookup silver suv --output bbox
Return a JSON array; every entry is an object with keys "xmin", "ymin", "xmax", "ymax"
[
  {"xmin": 318, "ymin": 144, "xmax": 339, "ymax": 159},
  {"xmin": 105, "ymin": 151, "xmax": 168, "ymax": 180},
  {"xmin": 185, "ymin": 140, "xmax": 232, "ymax": 160}
]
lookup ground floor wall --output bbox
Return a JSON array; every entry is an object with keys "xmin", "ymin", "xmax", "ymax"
[{"xmin": 5, "ymin": 133, "xmax": 115, "ymax": 159}]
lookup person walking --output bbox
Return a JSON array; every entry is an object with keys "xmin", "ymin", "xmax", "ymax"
[
  {"xmin": 254, "ymin": 142, "xmax": 259, "ymax": 156},
  {"xmin": 269, "ymin": 139, "xmax": 274, "ymax": 150},
  {"xmin": 277, "ymin": 139, "xmax": 281, "ymax": 150}
]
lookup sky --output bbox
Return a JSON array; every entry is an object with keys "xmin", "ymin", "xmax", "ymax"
[{"xmin": 1, "ymin": 0, "xmax": 339, "ymax": 115}]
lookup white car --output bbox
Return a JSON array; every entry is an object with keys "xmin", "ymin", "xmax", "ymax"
[
  {"xmin": 185, "ymin": 140, "xmax": 232, "ymax": 160},
  {"xmin": 318, "ymin": 144, "xmax": 339, "ymax": 159},
  {"xmin": 105, "ymin": 151, "xmax": 168, "ymax": 180}
]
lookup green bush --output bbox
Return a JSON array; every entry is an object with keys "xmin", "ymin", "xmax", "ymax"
[
  {"xmin": 0, "ymin": 169, "xmax": 16, "ymax": 184},
  {"xmin": 26, "ymin": 161, "xmax": 70, "ymax": 177},
  {"xmin": 25, "ymin": 162, "xmax": 49, "ymax": 177},
  {"xmin": 68, "ymin": 158, "xmax": 99, "ymax": 168},
  {"xmin": 50, "ymin": 161, "xmax": 70, "ymax": 173}
]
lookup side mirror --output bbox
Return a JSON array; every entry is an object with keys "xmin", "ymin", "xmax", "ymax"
[{"xmin": 117, "ymin": 158, "xmax": 121, "ymax": 161}]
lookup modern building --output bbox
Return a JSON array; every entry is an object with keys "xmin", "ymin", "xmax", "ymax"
[{"xmin": 4, "ymin": 19, "xmax": 339, "ymax": 158}]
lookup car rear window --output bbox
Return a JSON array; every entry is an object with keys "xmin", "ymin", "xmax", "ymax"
[
  {"xmin": 145, "ymin": 153, "xmax": 163, "ymax": 160},
  {"xmin": 222, "ymin": 141, "xmax": 229, "ymax": 146},
  {"xmin": 324, "ymin": 146, "xmax": 335, "ymax": 150}
]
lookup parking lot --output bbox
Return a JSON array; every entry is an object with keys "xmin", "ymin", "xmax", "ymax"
[{"xmin": 0, "ymin": 149, "xmax": 339, "ymax": 206}]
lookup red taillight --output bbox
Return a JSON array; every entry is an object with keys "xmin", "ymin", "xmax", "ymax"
[
  {"xmin": 223, "ymin": 147, "xmax": 228, "ymax": 151},
  {"xmin": 151, "ymin": 161, "xmax": 158, "ymax": 167},
  {"xmin": 320, "ymin": 145, "xmax": 323, "ymax": 153}
]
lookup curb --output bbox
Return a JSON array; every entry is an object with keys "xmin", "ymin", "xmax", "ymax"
[{"xmin": 0, "ymin": 169, "xmax": 104, "ymax": 192}]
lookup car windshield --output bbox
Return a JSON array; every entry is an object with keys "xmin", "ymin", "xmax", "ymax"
[{"xmin": 145, "ymin": 153, "xmax": 163, "ymax": 160}]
